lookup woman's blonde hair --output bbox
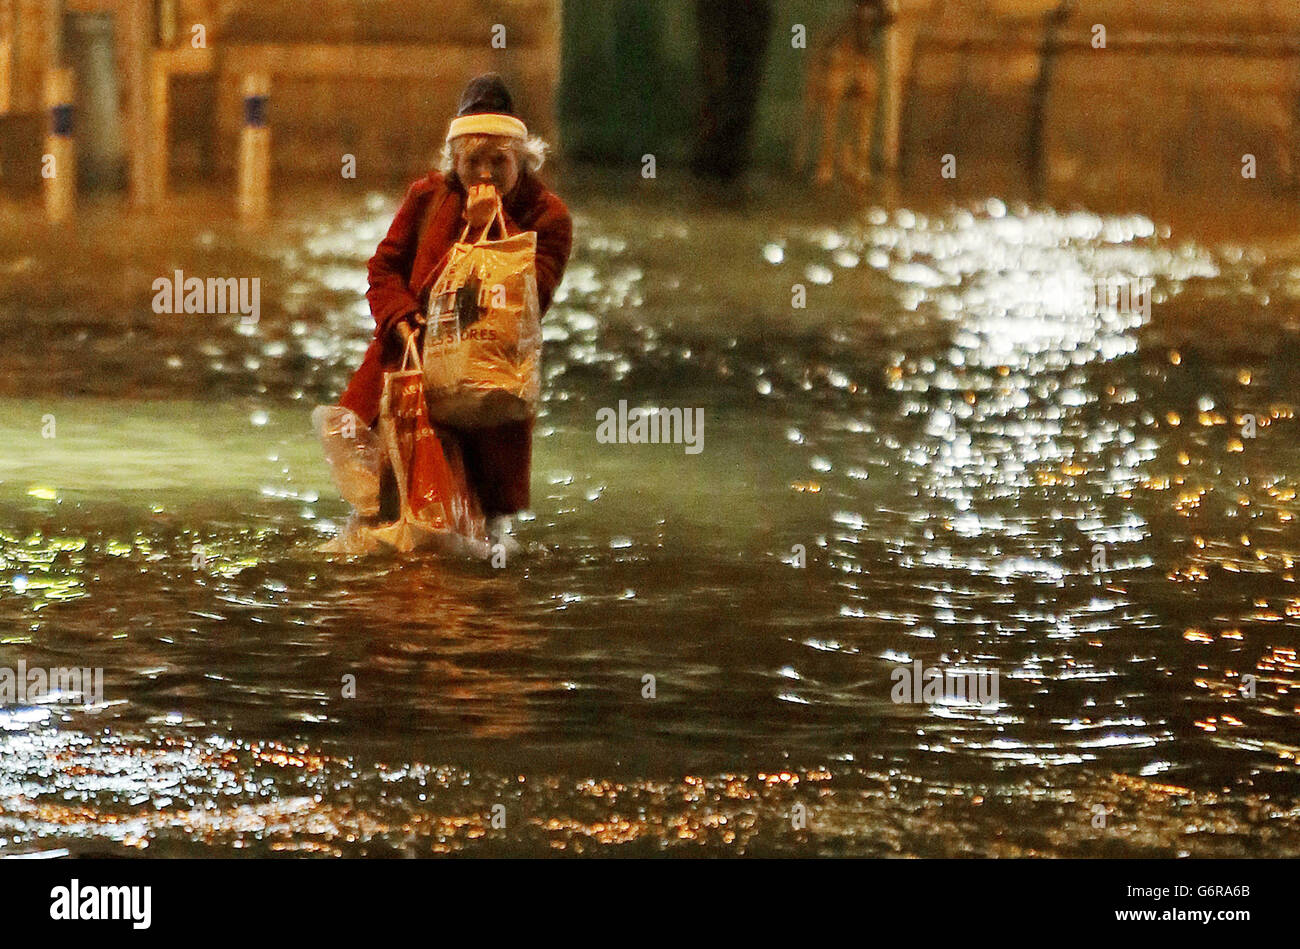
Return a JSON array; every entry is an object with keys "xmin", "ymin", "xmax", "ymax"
[{"xmin": 437, "ymin": 133, "xmax": 549, "ymax": 179}]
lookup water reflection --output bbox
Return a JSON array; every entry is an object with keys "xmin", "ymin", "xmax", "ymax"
[{"xmin": 0, "ymin": 179, "xmax": 1296, "ymax": 854}]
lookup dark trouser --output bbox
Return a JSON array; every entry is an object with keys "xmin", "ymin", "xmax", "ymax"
[
  {"xmin": 377, "ymin": 417, "xmax": 534, "ymax": 521},
  {"xmin": 444, "ymin": 418, "xmax": 535, "ymax": 518}
]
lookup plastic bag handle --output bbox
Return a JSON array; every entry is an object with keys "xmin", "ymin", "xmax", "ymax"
[
  {"xmin": 420, "ymin": 246, "xmax": 455, "ymax": 307},
  {"xmin": 397, "ymin": 321, "xmax": 422, "ymax": 371}
]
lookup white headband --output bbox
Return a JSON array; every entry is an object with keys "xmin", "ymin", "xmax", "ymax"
[{"xmin": 446, "ymin": 113, "xmax": 528, "ymax": 142}]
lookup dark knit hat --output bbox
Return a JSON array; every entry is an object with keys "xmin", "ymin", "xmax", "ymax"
[{"xmin": 447, "ymin": 73, "xmax": 527, "ymax": 141}]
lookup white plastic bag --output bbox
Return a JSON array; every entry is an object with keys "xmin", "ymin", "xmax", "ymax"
[{"xmin": 311, "ymin": 405, "xmax": 382, "ymax": 516}]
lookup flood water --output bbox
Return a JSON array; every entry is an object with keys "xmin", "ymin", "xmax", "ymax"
[{"xmin": 0, "ymin": 172, "xmax": 1297, "ymax": 856}]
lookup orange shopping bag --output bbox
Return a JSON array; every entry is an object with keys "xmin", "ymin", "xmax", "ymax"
[{"xmin": 374, "ymin": 329, "xmax": 487, "ymax": 550}]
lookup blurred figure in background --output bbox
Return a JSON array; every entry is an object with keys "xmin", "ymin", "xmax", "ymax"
[
  {"xmin": 797, "ymin": 0, "xmax": 897, "ymax": 186},
  {"xmin": 693, "ymin": 0, "xmax": 774, "ymax": 180}
]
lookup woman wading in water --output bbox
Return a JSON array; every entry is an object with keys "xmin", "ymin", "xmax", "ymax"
[{"xmin": 336, "ymin": 74, "xmax": 574, "ymax": 546}]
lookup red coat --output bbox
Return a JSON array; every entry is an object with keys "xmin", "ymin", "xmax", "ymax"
[{"xmin": 339, "ymin": 168, "xmax": 573, "ymax": 516}]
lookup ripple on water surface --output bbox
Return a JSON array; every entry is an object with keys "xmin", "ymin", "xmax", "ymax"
[{"xmin": 0, "ymin": 187, "xmax": 1297, "ymax": 854}]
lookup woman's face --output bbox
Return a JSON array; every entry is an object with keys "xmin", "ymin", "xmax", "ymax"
[{"xmin": 453, "ymin": 136, "xmax": 520, "ymax": 196}]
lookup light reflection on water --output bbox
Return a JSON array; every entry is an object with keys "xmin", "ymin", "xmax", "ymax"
[{"xmin": 0, "ymin": 178, "xmax": 1297, "ymax": 855}]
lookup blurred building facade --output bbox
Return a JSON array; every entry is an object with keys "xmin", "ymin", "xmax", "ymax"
[
  {"xmin": 0, "ymin": 0, "xmax": 560, "ymax": 199},
  {"xmin": 889, "ymin": 0, "xmax": 1300, "ymax": 195},
  {"xmin": 3, "ymin": 0, "xmax": 1300, "ymax": 200},
  {"xmin": 574, "ymin": 0, "xmax": 1300, "ymax": 196}
]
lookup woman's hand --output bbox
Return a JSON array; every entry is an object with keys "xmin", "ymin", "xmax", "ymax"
[
  {"xmin": 383, "ymin": 309, "xmax": 419, "ymax": 344},
  {"xmin": 464, "ymin": 183, "xmax": 498, "ymax": 229}
]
